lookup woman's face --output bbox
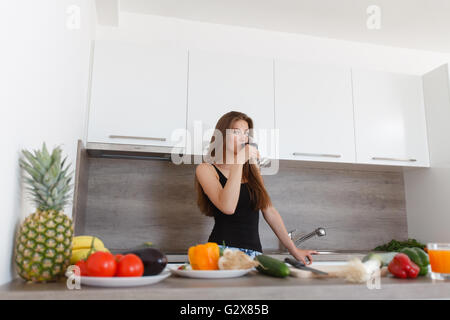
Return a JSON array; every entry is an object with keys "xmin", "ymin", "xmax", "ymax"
[{"xmin": 225, "ymin": 119, "xmax": 250, "ymax": 157}]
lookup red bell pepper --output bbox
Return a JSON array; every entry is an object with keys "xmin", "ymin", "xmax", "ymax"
[{"xmin": 388, "ymin": 253, "xmax": 420, "ymax": 279}]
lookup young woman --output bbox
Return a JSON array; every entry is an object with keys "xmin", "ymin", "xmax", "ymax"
[{"xmin": 195, "ymin": 111, "xmax": 319, "ymax": 264}]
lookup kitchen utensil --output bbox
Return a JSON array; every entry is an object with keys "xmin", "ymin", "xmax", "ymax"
[{"xmin": 284, "ymin": 258, "xmax": 328, "ymax": 275}]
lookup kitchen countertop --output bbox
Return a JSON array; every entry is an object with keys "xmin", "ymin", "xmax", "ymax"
[{"xmin": 1, "ymin": 266, "xmax": 449, "ymax": 300}]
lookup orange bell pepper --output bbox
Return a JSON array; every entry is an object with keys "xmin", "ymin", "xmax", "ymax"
[{"xmin": 188, "ymin": 242, "xmax": 220, "ymax": 270}]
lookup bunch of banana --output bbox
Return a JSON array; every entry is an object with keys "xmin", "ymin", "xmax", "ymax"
[{"xmin": 70, "ymin": 235, "xmax": 110, "ymax": 264}]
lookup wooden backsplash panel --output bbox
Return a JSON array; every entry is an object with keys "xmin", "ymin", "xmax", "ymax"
[
  {"xmin": 79, "ymin": 157, "xmax": 407, "ymax": 253},
  {"xmin": 82, "ymin": 158, "xmax": 213, "ymax": 252},
  {"xmin": 259, "ymin": 163, "xmax": 407, "ymax": 251}
]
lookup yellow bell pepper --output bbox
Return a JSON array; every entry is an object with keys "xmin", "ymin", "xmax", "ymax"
[{"xmin": 188, "ymin": 242, "xmax": 220, "ymax": 270}]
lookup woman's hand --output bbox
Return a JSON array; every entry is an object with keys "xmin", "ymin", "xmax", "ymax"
[
  {"xmin": 289, "ymin": 248, "xmax": 319, "ymax": 265},
  {"xmin": 236, "ymin": 144, "xmax": 260, "ymax": 164}
]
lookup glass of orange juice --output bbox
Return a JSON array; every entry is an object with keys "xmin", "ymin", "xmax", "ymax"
[{"xmin": 427, "ymin": 243, "xmax": 450, "ymax": 280}]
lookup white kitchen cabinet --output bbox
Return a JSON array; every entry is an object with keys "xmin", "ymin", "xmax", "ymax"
[
  {"xmin": 186, "ymin": 50, "xmax": 275, "ymax": 158},
  {"xmin": 87, "ymin": 40, "xmax": 188, "ymax": 149},
  {"xmin": 274, "ymin": 59, "xmax": 356, "ymax": 163},
  {"xmin": 352, "ymin": 68, "xmax": 430, "ymax": 167}
]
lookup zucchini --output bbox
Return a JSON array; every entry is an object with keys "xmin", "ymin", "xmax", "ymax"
[{"xmin": 255, "ymin": 255, "xmax": 290, "ymax": 278}]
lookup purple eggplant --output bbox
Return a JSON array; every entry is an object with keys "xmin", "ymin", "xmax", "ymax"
[{"xmin": 117, "ymin": 247, "xmax": 168, "ymax": 276}]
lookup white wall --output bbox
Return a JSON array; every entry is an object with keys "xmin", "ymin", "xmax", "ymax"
[
  {"xmin": 0, "ymin": 0, "xmax": 95, "ymax": 285},
  {"xmin": 404, "ymin": 64, "xmax": 450, "ymax": 244},
  {"xmin": 96, "ymin": 12, "xmax": 450, "ymax": 75}
]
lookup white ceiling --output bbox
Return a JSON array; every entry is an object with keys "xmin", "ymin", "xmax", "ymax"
[{"xmin": 119, "ymin": 0, "xmax": 450, "ymax": 54}]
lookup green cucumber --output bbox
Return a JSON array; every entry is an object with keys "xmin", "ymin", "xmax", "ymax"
[{"xmin": 255, "ymin": 255, "xmax": 290, "ymax": 278}]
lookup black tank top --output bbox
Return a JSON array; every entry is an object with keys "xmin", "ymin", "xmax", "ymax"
[{"xmin": 207, "ymin": 163, "xmax": 262, "ymax": 252}]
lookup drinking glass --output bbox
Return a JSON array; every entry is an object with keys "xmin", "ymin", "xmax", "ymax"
[
  {"xmin": 427, "ymin": 243, "xmax": 450, "ymax": 280},
  {"xmin": 243, "ymin": 142, "xmax": 271, "ymax": 168}
]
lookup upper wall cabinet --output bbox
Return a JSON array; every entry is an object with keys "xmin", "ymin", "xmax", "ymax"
[
  {"xmin": 186, "ymin": 50, "xmax": 275, "ymax": 157},
  {"xmin": 86, "ymin": 41, "xmax": 430, "ymax": 168},
  {"xmin": 88, "ymin": 41, "xmax": 188, "ymax": 149},
  {"xmin": 352, "ymin": 68, "xmax": 430, "ymax": 167},
  {"xmin": 274, "ymin": 59, "xmax": 356, "ymax": 163}
]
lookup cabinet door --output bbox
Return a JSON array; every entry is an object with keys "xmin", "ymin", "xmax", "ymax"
[
  {"xmin": 88, "ymin": 40, "xmax": 188, "ymax": 148},
  {"xmin": 275, "ymin": 59, "xmax": 356, "ymax": 163},
  {"xmin": 352, "ymin": 68, "xmax": 430, "ymax": 167},
  {"xmin": 187, "ymin": 50, "xmax": 275, "ymax": 158}
]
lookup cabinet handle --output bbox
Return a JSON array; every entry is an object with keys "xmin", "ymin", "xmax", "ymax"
[
  {"xmin": 371, "ymin": 157, "xmax": 417, "ymax": 162},
  {"xmin": 292, "ymin": 152, "xmax": 341, "ymax": 158},
  {"xmin": 109, "ymin": 135, "xmax": 166, "ymax": 142}
]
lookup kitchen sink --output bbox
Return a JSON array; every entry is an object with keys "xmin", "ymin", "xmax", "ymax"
[
  {"xmin": 262, "ymin": 249, "xmax": 369, "ymax": 255},
  {"xmin": 305, "ymin": 261, "xmax": 348, "ymax": 266},
  {"xmin": 265, "ymin": 250, "xmax": 367, "ymax": 262}
]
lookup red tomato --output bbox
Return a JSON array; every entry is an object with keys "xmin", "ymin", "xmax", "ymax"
[
  {"xmin": 75, "ymin": 259, "xmax": 88, "ymax": 276},
  {"xmin": 116, "ymin": 254, "xmax": 144, "ymax": 277},
  {"xmin": 115, "ymin": 254, "xmax": 124, "ymax": 262},
  {"xmin": 86, "ymin": 251, "xmax": 117, "ymax": 277}
]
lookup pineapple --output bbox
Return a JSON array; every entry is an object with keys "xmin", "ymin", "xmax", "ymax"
[{"xmin": 15, "ymin": 142, "xmax": 74, "ymax": 282}]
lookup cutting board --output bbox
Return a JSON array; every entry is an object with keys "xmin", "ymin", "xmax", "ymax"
[{"xmin": 288, "ymin": 265, "xmax": 389, "ymax": 278}]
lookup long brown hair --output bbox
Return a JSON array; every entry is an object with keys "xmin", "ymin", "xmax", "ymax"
[{"xmin": 195, "ymin": 111, "xmax": 272, "ymax": 216}]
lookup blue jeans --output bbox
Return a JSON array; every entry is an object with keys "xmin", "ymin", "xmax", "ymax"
[{"xmin": 218, "ymin": 245, "xmax": 262, "ymax": 259}]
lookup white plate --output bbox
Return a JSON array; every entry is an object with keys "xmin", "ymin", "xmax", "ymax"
[
  {"xmin": 79, "ymin": 270, "xmax": 171, "ymax": 287},
  {"xmin": 168, "ymin": 264, "xmax": 254, "ymax": 279}
]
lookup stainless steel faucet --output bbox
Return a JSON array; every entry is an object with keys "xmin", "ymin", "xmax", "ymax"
[
  {"xmin": 279, "ymin": 227, "xmax": 326, "ymax": 252},
  {"xmin": 292, "ymin": 227, "xmax": 326, "ymax": 245}
]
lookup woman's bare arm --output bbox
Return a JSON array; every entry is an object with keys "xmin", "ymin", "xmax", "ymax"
[
  {"xmin": 262, "ymin": 205, "xmax": 318, "ymax": 264},
  {"xmin": 256, "ymin": 168, "xmax": 318, "ymax": 264},
  {"xmin": 261, "ymin": 206, "xmax": 297, "ymax": 252},
  {"xmin": 195, "ymin": 163, "xmax": 243, "ymax": 214}
]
